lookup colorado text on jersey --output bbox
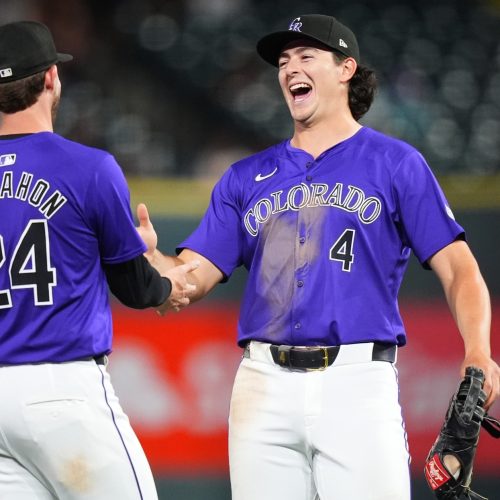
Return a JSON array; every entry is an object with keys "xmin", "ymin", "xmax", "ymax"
[{"xmin": 244, "ymin": 181, "xmax": 382, "ymax": 236}]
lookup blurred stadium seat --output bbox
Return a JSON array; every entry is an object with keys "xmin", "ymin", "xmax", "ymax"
[{"xmin": 5, "ymin": 0, "xmax": 498, "ymax": 177}]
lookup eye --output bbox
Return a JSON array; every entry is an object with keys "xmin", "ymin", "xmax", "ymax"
[{"xmin": 278, "ymin": 59, "xmax": 288, "ymax": 69}]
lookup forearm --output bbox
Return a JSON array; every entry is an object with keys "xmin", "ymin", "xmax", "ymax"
[
  {"xmin": 430, "ymin": 236, "xmax": 500, "ymax": 408},
  {"xmin": 104, "ymin": 255, "xmax": 171, "ymax": 309},
  {"xmin": 148, "ymin": 248, "xmax": 182, "ymax": 274},
  {"xmin": 145, "ymin": 247, "xmax": 222, "ymax": 304},
  {"xmin": 430, "ymin": 241, "xmax": 492, "ymax": 358},
  {"xmin": 176, "ymin": 249, "xmax": 223, "ymax": 302},
  {"xmin": 443, "ymin": 265, "xmax": 491, "ymax": 357}
]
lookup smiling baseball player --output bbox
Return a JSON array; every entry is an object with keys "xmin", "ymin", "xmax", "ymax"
[{"xmin": 137, "ymin": 13, "xmax": 500, "ymax": 500}]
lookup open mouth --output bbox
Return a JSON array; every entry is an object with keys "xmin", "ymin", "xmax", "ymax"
[{"xmin": 290, "ymin": 83, "xmax": 312, "ymax": 102}]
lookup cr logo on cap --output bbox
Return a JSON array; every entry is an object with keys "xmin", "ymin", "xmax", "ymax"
[
  {"xmin": 289, "ymin": 17, "xmax": 302, "ymax": 32},
  {"xmin": 0, "ymin": 68, "xmax": 13, "ymax": 78}
]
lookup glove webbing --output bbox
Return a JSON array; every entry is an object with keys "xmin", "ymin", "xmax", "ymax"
[{"xmin": 481, "ymin": 414, "xmax": 500, "ymax": 438}]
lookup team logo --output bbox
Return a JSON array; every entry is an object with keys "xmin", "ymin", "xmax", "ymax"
[
  {"xmin": 339, "ymin": 39, "xmax": 348, "ymax": 48},
  {"xmin": 0, "ymin": 68, "xmax": 13, "ymax": 78},
  {"xmin": 424, "ymin": 454, "xmax": 450, "ymax": 490},
  {"xmin": 255, "ymin": 167, "xmax": 278, "ymax": 182},
  {"xmin": 289, "ymin": 17, "xmax": 302, "ymax": 32},
  {"xmin": 0, "ymin": 154, "xmax": 16, "ymax": 167}
]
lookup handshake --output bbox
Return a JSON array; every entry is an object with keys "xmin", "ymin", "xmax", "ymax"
[
  {"xmin": 156, "ymin": 260, "xmax": 199, "ymax": 316},
  {"xmin": 136, "ymin": 203, "xmax": 202, "ymax": 316}
]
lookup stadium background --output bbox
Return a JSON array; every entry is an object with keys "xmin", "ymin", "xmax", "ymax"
[{"xmin": 2, "ymin": 0, "xmax": 499, "ymax": 498}]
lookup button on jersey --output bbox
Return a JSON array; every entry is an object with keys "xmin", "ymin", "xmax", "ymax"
[{"xmin": 179, "ymin": 127, "xmax": 464, "ymax": 347}]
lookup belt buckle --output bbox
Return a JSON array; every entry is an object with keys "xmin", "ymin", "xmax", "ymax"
[{"xmin": 307, "ymin": 347, "xmax": 329, "ymax": 371}]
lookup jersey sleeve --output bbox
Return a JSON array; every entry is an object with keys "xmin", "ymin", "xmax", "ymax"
[
  {"xmin": 85, "ymin": 154, "xmax": 146, "ymax": 264},
  {"xmin": 177, "ymin": 167, "xmax": 244, "ymax": 280},
  {"xmin": 392, "ymin": 151, "xmax": 465, "ymax": 267}
]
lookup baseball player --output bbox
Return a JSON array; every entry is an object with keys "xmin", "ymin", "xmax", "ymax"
[
  {"xmin": 137, "ymin": 14, "xmax": 500, "ymax": 500},
  {"xmin": 0, "ymin": 21, "xmax": 197, "ymax": 499}
]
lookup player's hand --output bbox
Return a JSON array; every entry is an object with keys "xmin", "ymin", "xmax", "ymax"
[
  {"xmin": 156, "ymin": 260, "xmax": 200, "ymax": 316},
  {"xmin": 460, "ymin": 353, "xmax": 500, "ymax": 410},
  {"xmin": 136, "ymin": 203, "xmax": 157, "ymax": 261}
]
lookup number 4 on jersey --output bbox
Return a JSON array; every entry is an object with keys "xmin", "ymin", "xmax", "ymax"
[{"xmin": 329, "ymin": 229, "xmax": 355, "ymax": 272}]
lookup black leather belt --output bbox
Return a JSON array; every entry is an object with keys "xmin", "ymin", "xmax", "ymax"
[
  {"xmin": 93, "ymin": 355, "xmax": 107, "ymax": 365},
  {"xmin": 0, "ymin": 355, "xmax": 108, "ymax": 367},
  {"xmin": 269, "ymin": 343, "xmax": 396, "ymax": 370}
]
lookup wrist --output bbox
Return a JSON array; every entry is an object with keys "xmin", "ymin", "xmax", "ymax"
[{"xmin": 464, "ymin": 345, "xmax": 491, "ymax": 359}]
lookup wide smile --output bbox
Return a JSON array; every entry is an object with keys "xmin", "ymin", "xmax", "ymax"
[{"xmin": 289, "ymin": 82, "xmax": 313, "ymax": 103}]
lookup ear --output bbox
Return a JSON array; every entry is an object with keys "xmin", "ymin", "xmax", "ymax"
[
  {"xmin": 339, "ymin": 57, "xmax": 357, "ymax": 83},
  {"xmin": 44, "ymin": 65, "xmax": 59, "ymax": 91}
]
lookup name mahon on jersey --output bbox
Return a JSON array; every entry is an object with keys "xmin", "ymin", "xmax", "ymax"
[
  {"xmin": 0, "ymin": 170, "xmax": 67, "ymax": 219},
  {"xmin": 244, "ymin": 182, "xmax": 382, "ymax": 237}
]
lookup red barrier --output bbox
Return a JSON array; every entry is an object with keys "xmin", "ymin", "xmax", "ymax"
[{"xmin": 110, "ymin": 300, "xmax": 500, "ymax": 475}]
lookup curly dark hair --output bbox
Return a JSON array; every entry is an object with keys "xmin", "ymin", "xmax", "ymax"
[
  {"xmin": 0, "ymin": 70, "xmax": 46, "ymax": 114},
  {"xmin": 333, "ymin": 52, "xmax": 377, "ymax": 121}
]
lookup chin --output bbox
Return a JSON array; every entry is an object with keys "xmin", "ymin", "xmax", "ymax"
[
  {"xmin": 288, "ymin": 102, "xmax": 316, "ymax": 123},
  {"xmin": 290, "ymin": 110, "xmax": 314, "ymax": 125}
]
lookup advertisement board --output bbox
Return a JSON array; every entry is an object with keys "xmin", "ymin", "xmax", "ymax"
[{"xmin": 109, "ymin": 300, "xmax": 500, "ymax": 474}]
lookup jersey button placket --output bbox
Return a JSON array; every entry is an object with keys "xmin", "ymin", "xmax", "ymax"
[
  {"xmin": 305, "ymin": 161, "xmax": 313, "ymax": 182},
  {"xmin": 291, "ymin": 267, "xmax": 307, "ymax": 342},
  {"xmin": 292, "ymin": 196, "xmax": 308, "ymax": 342}
]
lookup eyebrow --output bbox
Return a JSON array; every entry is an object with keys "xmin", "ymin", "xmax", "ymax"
[{"xmin": 279, "ymin": 46, "xmax": 321, "ymax": 60}]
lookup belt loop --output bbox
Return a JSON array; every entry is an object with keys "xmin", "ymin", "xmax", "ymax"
[
  {"xmin": 322, "ymin": 347, "xmax": 329, "ymax": 369},
  {"xmin": 277, "ymin": 345, "xmax": 292, "ymax": 367}
]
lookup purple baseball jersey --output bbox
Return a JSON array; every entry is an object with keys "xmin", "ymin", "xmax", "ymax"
[
  {"xmin": 179, "ymin": 127, "xmax": 464, "ymax": 347},
  {"xmin": 0, "ymin": 132, "xmax": 146, "ymax": 364}
]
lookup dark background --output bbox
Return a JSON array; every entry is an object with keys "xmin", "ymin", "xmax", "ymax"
[{"xmin": 2, "ymin": 0, "xmax": 499, "ymax": 179}]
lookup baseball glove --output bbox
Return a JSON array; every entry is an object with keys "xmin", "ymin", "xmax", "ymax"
[{"xmin": 424, "ymin": 366, "xmax": 500, "ymax": 500}]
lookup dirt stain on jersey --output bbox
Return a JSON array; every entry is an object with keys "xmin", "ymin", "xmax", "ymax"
[
  {"xmin": 296, "ymin": 205, "xmax": 324, "ymax": 266},
  {"xmin": 257, "ymin": 206, "xmax": 326, "ymax": 339}
]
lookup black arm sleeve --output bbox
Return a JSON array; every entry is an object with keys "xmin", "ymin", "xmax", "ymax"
[{"xmin": 103, "ymin": 255, "xmax": 172, "ymax": 309}]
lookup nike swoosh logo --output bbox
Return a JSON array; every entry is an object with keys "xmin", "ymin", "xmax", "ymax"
[{"xmin": 255, "ymin": 167, "xmax": 278, "ymax": 182}]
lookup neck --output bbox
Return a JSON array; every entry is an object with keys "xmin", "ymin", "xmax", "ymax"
[
  {"xmin": 0, "ymin": 103, "xmax": 53, "ymax": 136},
  {"xmin": 290, "ymin": 112, "xmax": 361, "ymax": 159}
]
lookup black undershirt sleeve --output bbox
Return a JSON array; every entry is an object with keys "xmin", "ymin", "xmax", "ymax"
[{"xmin": 103, "ymin": 254, "xmax": 172, "ymax": 309}]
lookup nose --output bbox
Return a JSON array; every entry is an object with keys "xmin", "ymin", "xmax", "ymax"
[{"xmin": 285, "ymin": 56, "xmax": 300, "ymax": 76}]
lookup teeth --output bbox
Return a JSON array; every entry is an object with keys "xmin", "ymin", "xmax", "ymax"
[{"xmin": 290, "ymin": 83, "xmax": 311, "ymax": 92}]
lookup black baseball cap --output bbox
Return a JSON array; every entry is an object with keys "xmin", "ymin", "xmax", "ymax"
[
  {"xmin": 257, "ymin": 14, "xmax": 359, "ymax": 67},
  {"xmin": 0, "ymin": 21, "xmax": 73, "ymax": 83}
]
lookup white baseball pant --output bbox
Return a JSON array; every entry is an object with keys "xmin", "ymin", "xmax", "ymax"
[
  {"xmin": 229, "ymin": 341, "xmax": 411, "ymax": 500},
  {"xmin": 0, "ymin": 359, "xmax": 157, "ymax": 499}
]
